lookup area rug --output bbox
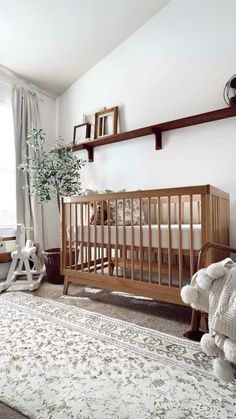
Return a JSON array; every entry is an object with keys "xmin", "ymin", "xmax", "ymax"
[{"xmin": 0, "ymin": 293, "xmax": 235, "ymax": 419}]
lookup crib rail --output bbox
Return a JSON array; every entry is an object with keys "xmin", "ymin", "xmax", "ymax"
[{"xmin": 61, "ymin": 185, "xmax": 229, "ymax": 305}]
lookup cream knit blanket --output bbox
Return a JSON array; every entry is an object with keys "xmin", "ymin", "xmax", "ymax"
[
  {"xmin": 211, "ymin": 266, "xmax": 236, "ymax": 342},
  {"xmin": 181, "ymin": 259, "xmax": 236, "ymax": 381}
]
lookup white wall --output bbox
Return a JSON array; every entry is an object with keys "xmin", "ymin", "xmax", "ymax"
[
  {"xmin": 57, "ymin": 0, "xmax": 236, "ymax": 246},
  {"xmin": 0, "ymin": 67, "xmax": 58, "ymax": 249}
]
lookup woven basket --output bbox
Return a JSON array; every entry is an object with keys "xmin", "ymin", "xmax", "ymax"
[{"xmin": 42, "ymin": 248, "xmax": 63, "ymax": 284}]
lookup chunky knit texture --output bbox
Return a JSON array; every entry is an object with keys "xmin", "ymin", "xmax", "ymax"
[
  {"xmin": 211, "ymin": 268, "xmax": 236, "ymax": 342},
  {"xmin": 181, "ymin": 258, "xmax": 236, "ymax": 381}
]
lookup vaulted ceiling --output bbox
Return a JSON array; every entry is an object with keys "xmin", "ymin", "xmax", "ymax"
[{"xmin": 0, "ymin": 0, "xmax": 170, "ymax": 96}]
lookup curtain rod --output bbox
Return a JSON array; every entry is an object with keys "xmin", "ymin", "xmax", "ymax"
[
  {"xmin": 0, "ymin": 79, "xmax": 11, "ymax": 87},
  {"xmin": 0, "ymin": 78, "xmax": 57, "ymax": 101},
  {"xmin": 0, "ymin": 78, "xmax": 45, "ymax": 103}
]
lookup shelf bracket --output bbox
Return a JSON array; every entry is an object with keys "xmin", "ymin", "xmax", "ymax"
[
  {"xmin": 84, "ymin": 146, "xmax": 94, "ymax": 163},
  {"xmin": 152, "ymin": 128, "xmax": 162, "ymax": 150}
]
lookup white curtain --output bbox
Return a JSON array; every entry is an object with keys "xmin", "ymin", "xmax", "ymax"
[{"xmin": 12, "ymin": 86, "xmax": 44, "ymax": 249}]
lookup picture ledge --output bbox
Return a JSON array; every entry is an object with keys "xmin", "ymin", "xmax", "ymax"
[{"xmin": 66, "ymin": 107, "xmax": 236, "ymax": 162}]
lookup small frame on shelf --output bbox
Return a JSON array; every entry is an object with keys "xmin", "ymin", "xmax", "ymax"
[
  {"xmin": 94, "ymin": 106, "xmax": 118, "ymax": 139},
  {"xmin": 73, "ymin": 123, "xmax": 91, "ymax": 145},
  {"xmin": 83, "ymin": 107, "xmax": 106, "ymax": 139}
]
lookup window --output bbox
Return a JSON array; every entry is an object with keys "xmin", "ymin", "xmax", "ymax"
[{"xmin": 0, "ymin": 102, "xmax": 16, "ymax": 229}]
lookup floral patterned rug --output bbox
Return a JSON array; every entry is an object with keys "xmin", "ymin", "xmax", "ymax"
[{"xmin": 0, "ymin": 292, "xmax": 235, "ymax": 419}]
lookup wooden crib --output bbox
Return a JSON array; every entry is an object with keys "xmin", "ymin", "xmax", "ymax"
[{"xmin": 60, "ymin": 185, "xmax": 229, "ymax": 305}]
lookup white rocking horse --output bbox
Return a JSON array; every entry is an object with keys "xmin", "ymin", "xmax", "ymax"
[{"xmin": 0, "ymin": 224, "xmax": 45, "ymax": 292}]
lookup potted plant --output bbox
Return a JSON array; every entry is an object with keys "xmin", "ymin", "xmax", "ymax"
[{"xmin": 19, "ymin": 129, "xmax": 85, "ymax": 283}]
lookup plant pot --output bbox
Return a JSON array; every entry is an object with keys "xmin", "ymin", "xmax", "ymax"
[{"xmin": 42, "ymin": 248, "xmax": 64, "ymax": 284}]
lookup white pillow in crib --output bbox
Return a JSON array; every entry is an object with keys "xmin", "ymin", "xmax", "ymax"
[
  {"xmin": 105, "ymin": 190, "xmax": 145, "ymax": 226},
  {"xmin": 83, "ymin": 188, "xmax": 105, "ymax": 195},
  {"xmin": 110, "ymin": 198, "xmax": 145, "ymax": 226},
  {"xmin": 83, "ymin": 189, "xmax": 145, "ymax": 225},
  {"xmin": 83, "ymin": 188, "xmax": 126, "ymax": 196}
]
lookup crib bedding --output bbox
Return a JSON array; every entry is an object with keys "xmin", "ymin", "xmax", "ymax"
[{"xmin": 67, "ymin": 224, "xmax": 202, "ymax": 251}]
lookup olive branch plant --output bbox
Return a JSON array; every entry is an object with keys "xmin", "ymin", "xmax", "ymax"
[{"xmin": 19, "ymin": 129, "xmax": 85, "ymax": 211}]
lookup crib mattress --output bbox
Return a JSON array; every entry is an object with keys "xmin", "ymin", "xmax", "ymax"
[{"xmin": 67, "ymin": 224, "xmax": 202, "ymax": 251}]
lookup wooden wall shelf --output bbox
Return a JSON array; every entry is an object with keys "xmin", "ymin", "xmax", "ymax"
[{"xmin": 68, "ymin": 107, "xmax": 236, "ymax": 162}]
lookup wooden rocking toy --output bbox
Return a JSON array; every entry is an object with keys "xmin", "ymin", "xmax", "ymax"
[{"xmin": 0, "ymin": 224, "xmax": 45, "ymax": 292}]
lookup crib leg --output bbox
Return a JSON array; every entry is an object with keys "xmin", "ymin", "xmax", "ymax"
[
  {"xmin": 63, "ymin": 276, "xmax": 70, "ymax": 295},
  {"xmin": 109, "ymin": 261, "xmax": 115, "ymax": 276},
  {"xmin": 183, "ymin": 309, "xmax": 205, "ymax": 341},
  {"xmin": 190, "ymin": 309, "xmax": 201, "ymax": 331},
  {"xmin": 204, "ymin": 316, "xmax": 209, "ymax": 332}
]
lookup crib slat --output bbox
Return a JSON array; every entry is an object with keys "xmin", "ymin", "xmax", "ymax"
[
  {"xmin": 167, "ymin": 196, "xmax": 172, "ymax": 286},
  {"xmin": 148, "ymin": 197, "xmax": 152, "ymax": 283},
  {"xmin": 201, "ymin": 194, "xmax": 206, "ymax": 249},
  {"xmin": 153, "ymin": 200, "xmax": 157, "ymax": 224},
  {"xmin": 213, "ymin": 196, "xmax": 216, "ymax": 244},
  {"xmin": 88, "ymin": 202, "xmax": 91, "ymax": 272},
  {"xmin": 157, "ymin": 196, "xmax": 162, "ymax": 285},
  {"xmin": 223, "ymin": 199, "xmax": 226, "ymax": 244},
  {"xmin": 131, "ymin": 198, "xmax": 134, "ymax": 280},
  {"xmin": 215, "ymin": 196, "xmax": 218, "ymax": 244},
  {"xmin": 174, "ymin": 200, "xmax": 177, "ymax": 224},
  {"xmin": 115, "ymin": 200, "xmax": 118, "ymax": 276},
  {"xmin": 226, "ymin": 198, "xmax": 230, "ymax": 245},
  {"xmin": 84, "ymin": 204, "xmax": 87, "ymax": 266},
  {"xmin": 108, "ymin": 200, "xmax": 112, "ymax": 275},
  {"xmin": 139, "ymin": 197, "xmax": 143, "ymax": 281},
  {"xmin": 69, "ymin": 203, "xmax": 72, "ymax": 269},
  {"xmin": 80, "ymin": 203, "xmax": 84, "ymax": 271},
  {"xmin": 178, "ymin": 196, "xmax": 183, "ymax": 287},
  {"xmin": 75, "ymin": 203, "xmax": 78, "ymax": 270},
  {"xmin": 219, "ymin": 198, "xmax": 222, "ymax": 248},
  {"xmin": 190, "ymin": 194, "xmax": 194, "ymax": 278},
  {"xmin": 217, "ymin": 198, "xmax": 220, "ymax": 247},
  {"xmin": 123, "ymin": 199, "xmax": 126, "ymax": 279},
  {"xmin": 94, "ymin": 201, "xmax": 97, "ymax": 274},
  {"xmin": 197, "ymin": 198, "xmax": 201, "ymax": 224},
  {"xmin": 101, "ymin": 200, "xmax": 104, "ymax": 275},
  {"xmin": 181, "ymin": 201, "xmax": 185, "ymax": 224},
  {"xmin": 223, "ymin": 198, "xmax": 227, "ymax": 245}
]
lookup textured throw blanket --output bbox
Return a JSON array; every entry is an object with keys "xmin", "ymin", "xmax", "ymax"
[
  {"xmin": 211, "ymin": 268, "xmax": 236, "ymax": 342},
  {"xmin": 181, "ymin": 259, "xmax": 236, "ymax": 382}
]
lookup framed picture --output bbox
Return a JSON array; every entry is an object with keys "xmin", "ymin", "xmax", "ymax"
[
  {"xmin": 94, "ymin": 106, "xmax": 119, "ymax": 139},
  {"xmin": 73, "ymin": 122, "xmax": 91, "ymax": 145},
  {"xmin": 83, "ymin": 107, "xmax": 106, "ymax": 139}
]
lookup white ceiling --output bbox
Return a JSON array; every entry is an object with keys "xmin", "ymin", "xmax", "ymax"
[{"xmin": 0, "ymin": 0, "xmax": 170, "ymax": 97}]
